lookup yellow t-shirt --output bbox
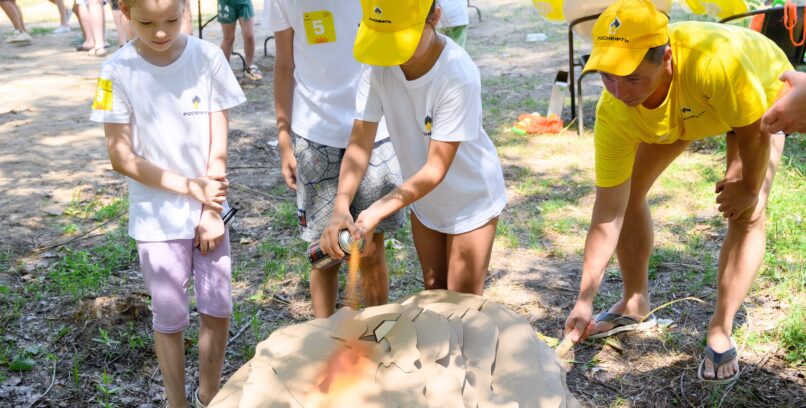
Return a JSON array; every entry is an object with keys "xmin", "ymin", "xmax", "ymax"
[{"xmin": 594, "ymin": 21, "xmax": 793, "ymax": 188}]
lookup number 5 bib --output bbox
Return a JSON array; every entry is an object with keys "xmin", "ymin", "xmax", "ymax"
[{"xmin": 304, "ymin": 10, "xmax": 337, "ymax": 44}]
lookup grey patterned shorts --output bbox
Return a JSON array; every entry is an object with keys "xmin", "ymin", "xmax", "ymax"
[{"xmin": 294, "ymin": 134, "xmax": 405, "ymax": 242}]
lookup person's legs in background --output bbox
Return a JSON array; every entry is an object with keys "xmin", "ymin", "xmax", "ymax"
[
  {"xmin": 86, "ymin": 0, "xmax": 106, "ymax": 56},
  {"xmin": 239, "ymin": 13, "xmax": 261, "ymax": 80},
  {"xmin": 219, "ymin": 22, "xmax": 236, "ymax": 62},
  {"xmin": 49, "ymin": 0, "xmax": 71, "ymax": 33},
  {"xmin": 73, "ymin": 0, "xmax": 95, "ymax": 50},
  {"xmin": 109, "ymin": 0, "xmax": 129, "ymax": 47},
  {"xmin": 1, "ymin": 0, "xmax": 32, "ymax": 45},
  {"xmin": 218, "ymin": 0, "xmax": 237, "ymax": 63}
]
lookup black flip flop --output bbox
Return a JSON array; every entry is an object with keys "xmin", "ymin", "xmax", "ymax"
[{"xmin": 698, "ymin": 339, "xmax": 740, "ymax": 384}]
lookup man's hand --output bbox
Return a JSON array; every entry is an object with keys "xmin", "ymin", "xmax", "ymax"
[
  {"xmin": 715, "ymin": 178, "xmax": 758, "ymax": 220},
  {"xmin": 280, "ymin": 151, "xmax": 298, "ymax": 191},
  {"xmin": 320, "ymin": 210, "xmax": 359, "ymax": 260},
  {"xmin": 188, "ymin": 175, "xmax": 228, "ymax": 211},
  {"xmin": 762, "ymin": 70, "xmax": 806, "ymax": 134},
  {"xmin": 195, "ymin": 207, "xmax": 225, "ymax": 256},
  {"xmin": 563, "ymin": 301, "xmax": 594, "ymax": 344}
]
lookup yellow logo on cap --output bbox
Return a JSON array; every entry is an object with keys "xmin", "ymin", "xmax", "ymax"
[
  {"xmin": 192, "ymin": 95, "xmax": 201, "ymax": 110},
  {"xmin": 92, "ymin": 78, "xmax": 113, "ymax": 111}
]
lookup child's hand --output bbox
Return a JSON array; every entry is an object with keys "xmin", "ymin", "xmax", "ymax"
[
  {"xmin": 320, "ymin": 210, "xmax": 359, "ymax": 260},
  {"xmin": 195, "ymin": 207, "xmax": 225, "ymax": 256},
  {"xmin": 280, "ymin": 151, "xmax": 298, "ymax": 191},
  {"xmin": 189, "ymin": 175, "xmax": 228, "ymax": 211},
  {"xmin": 355, "ymin": 208, "xmax": 381, "ymax": 248}
]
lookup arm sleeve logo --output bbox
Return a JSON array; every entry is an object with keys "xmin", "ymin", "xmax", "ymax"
[{"xmin": 92, "ymin": 78, "xmax": 114, "ymax": 111}]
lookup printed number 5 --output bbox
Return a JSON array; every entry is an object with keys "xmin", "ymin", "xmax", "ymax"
[{"xmin": 312, "ymin": 20, "xmax": 325, "ymax": 35}]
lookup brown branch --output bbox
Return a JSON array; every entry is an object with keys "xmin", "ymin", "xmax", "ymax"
[
  {"xmin": 32, "ymin": 211, "xmax": 127, "ymax": 253},
  {"xmin": 26, "ymin": 359, "xmax": 57, "ymax": 408},
  {"xmin": 231, "ymin": 183, "xmax": 287, "ymax": 201},
  {"xmin": 228, "ymin": 310, "xmax": 262, "ymax": 346}
]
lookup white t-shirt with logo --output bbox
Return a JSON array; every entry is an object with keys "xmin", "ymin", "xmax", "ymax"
[
  {"xmin": 89, "ymin": 37, "xmax": 246, "ymax": 242},
  {"xmin": 438, "ymin": 0, "xmax": 469, "ymax": 29},
  {"xmin": 355, "ymin": 38, "xmax": 506, "ymax": 234},
  {"xmin": 269, "ymin": 0, "xmax": 387, "ymax": 147}
]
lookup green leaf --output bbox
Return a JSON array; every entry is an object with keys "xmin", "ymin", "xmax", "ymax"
[
  {"xmin": 9, "ymin": 356, "xmax": 35, "ymax": 371},
  {"xmin": 24, "ymin": 345, "xmax": 41, "ymax": 355}
]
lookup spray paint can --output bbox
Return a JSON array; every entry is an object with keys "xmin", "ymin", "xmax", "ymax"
[{"xmin": 307, "ymin": 230, "xmax": 365, "ymax": 270}]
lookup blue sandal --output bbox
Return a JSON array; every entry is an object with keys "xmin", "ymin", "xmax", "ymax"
[{"xmin": 698, "ymin": 339, "xmax": 740, "ymax": 384}]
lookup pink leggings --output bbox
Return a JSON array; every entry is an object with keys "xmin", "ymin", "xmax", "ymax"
[{"xmin": 137, "ymin": 233, "xmax": 232, "ymax": 333}]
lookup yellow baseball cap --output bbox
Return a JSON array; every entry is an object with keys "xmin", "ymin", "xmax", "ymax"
[
  {"xmin": 583, "ymin": 0, "xmax": 669, "ymax": 76},
  {"xmin": 354, "ymin": 0, "xmax": 435, "ymax": 66}
]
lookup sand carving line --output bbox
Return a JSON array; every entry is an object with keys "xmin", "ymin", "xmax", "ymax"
[{"xmin": 209, "ymin": 290, "xmax": 580, "ymax": 408}]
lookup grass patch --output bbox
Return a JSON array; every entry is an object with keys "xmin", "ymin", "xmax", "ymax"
[
  {"xmin": 28, "ymin": 27, "xmax": 52, "ymax": 36},
  {"xmin": 93, "ymin": 199, "xmax": 126, "ymax": 221},
  {"xmin": 778, "ymin": 304, "xmax": 806, "ymax": 367},
  {"xmin": 274, "ymin": 201, "xmax": 299, "ymax": 231},
  {"xmin": 48, "ymin": 234, "xmax": 136, "ymax": 299},
  {"xmin": 258, "ymin": 239, "xmax": 308, "ymax": 281}
]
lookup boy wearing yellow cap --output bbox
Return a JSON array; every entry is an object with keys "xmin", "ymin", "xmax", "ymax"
[
  {"xmin": 320, "ymin": 0, "xmax": 506, "ymax": 296},
  {"xmin": 562, "ymin": 0, "xmax": 790, "ymax": 384}
]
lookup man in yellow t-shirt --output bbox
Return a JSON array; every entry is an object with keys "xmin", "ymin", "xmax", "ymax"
[{"xmin": 562, "ymin": 0, "xmax": 789, "ymax": 384}]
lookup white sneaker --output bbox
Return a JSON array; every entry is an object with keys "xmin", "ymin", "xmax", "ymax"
[
  {"xmin": 6, "ymin": 31, "xmax": 32, "ymax": 45},
  {"xmin": 53, "ymin": 25, "xmax": 71, "ymax": 34}
]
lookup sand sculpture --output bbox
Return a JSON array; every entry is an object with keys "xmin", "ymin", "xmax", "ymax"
[{"xmin": 209, "ymin": 290, "xmax": 580, "ymax": 408}]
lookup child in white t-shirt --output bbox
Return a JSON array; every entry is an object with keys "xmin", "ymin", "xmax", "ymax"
[
  {"xmin": 320, "ymin": 0, "xmax": 506, "ymax": 296},
  {"xmin": 269, "ymin": 0, "xmax": 404, "ymax": 318},
  {"xmin": 89, "ymin": 0, "xmax": 245, "ymax": 406}
]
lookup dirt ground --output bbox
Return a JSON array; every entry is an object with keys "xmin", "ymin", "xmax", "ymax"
[{"xmin": 1, "ymin": 0, "xmax": 804, "ymax": 407}]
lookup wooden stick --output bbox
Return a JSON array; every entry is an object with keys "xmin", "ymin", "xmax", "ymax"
[
  {"xmin": 228, "ymin": 310, "xmax": 262, "ymax": 346},
  {"xmin": 555, "ymin": 333, "xmax": 576, "ymax": 358},
  {"xmin": 27, "ymin": 359, "xmax": 57, "ymax": 408}
]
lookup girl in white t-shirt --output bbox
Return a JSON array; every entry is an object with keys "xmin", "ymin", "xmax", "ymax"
[
  {"xmin": 89, "ymin": 0, "xmax": 245, "ymax": 406},
  {"xmin": 320, "ymin": 0, "xmax": 506, "ymax": 296}
]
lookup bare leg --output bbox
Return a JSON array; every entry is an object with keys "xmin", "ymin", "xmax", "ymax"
[
  {"xmin": 154, "ymin": 330, "xmax": 189, "ymax": 408},
  {"xmin": 74, "ymin": 2, "xmax": 94, "ymax": 49},
  {"xmin": 87, "ymin": 0, "xmax": 105, "ymax": 51},
  {"xmin": 310, "ymin": 261, "xmax": 341, "ymax": 318},
  {"xmin": 197, "ymin": 314, "xmax": 229, "ymax": 405},
  {"xmin": 219, "ymin": 22, "xmax": 236, "ymax": 64},
  {"xmin": 411, "ymin": 210, "xmax": 449, "ymax": 290},
  {"xmin": 0, "ymin": 0, "xmax": 25, "ymax": 32},
  {"xmin": 239, "ymin": 16, "xmax": 255, "ymax": 67},
  {"xmin": 703, "ymin": 132, "xmax": 785, "ymax": 380},
  {"xmin": 445, "ymin": 217, "xmax": 498, "ymax": 295},
  {"xmin": 358, "ymin": 233, "xmax": 389, "ymax": 307},
  {"xmin": 593, "ymin": 139, "xmax": 691, "ymax": 334},
  {"xmin": 49, "ymin": 0, "xmax": 68, "ymax": 26}
]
